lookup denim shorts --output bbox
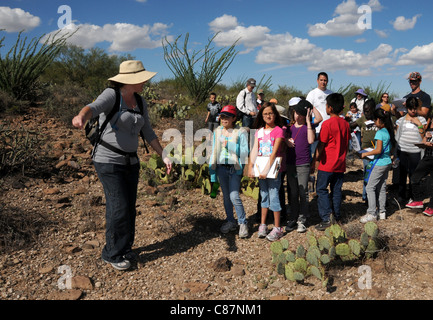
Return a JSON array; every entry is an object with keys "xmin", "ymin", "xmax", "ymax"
[{"xmin": 259, "ymin": 172, "xmax": 282, "ymax": 212}]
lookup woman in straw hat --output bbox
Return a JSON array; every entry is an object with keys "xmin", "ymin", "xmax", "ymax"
[{"xmin": 72, "ymin": 60, "xmax": 172, "ymax": 271}]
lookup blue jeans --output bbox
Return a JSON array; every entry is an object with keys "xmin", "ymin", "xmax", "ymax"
[
  {"xmin": 259, "ymin": 172, "xmax": 282, "ymax": 212},
  {"xmin": 242, "ymin": 114, "xmax": 253, "ymax": 128},
  {"xmin": 316, "ymin": 170, "xmax": 344, "ymax": 222},
  {"xmin": 93, "ymin": 162, "xmax": 140, "ymax": 263},
  {"xmin": 216, "ymin": 165, "xmax": 247, "ymax": 224}
]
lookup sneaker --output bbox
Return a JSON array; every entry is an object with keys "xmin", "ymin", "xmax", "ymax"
[
  {"xmin": 239, "ymin": 224, "xmax": 249, "ymax": 238},
  {"xmin": 360, "ymin": 213, "xmax": 377, "ymax": 223},
  {"xmin": 266, "ymin": 227, "xmax": 284, "ymax": 242},
  {"xmin": 423, "ymin": 208, "xmax": 433, "ymax": 217},
  {"xmin": 220, "ymin": 221, "xmax": 237, "ymax": 234},
  {"xmin": 258, "ymin": 224, "xmax": 268, "ymax": 238},
  {"xmin": 315, "ymin": 221, "xmax": 331, "ymax": 231},
  {"xmin": 285, "ymin": 220, "xmax": 297, "ymax": 232},
  {"xmin": 103, "ymin": 258, "xmax": 131, "ymax": 271},
  {"xmin": 406, "ymin": 200, "xmax": 424, "ymax": 209},
  {"xmin": 297, "ymin": 222, "xmax": 307, "ymax": 233},
  {"xmin": 379, "ymin": 212, "xmax": 386, "ymax": 220}
]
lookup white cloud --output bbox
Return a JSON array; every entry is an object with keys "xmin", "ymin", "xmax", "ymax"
[
  {"xmin": 209, "ymin": 14, "xmax": 239, "ymax": 32},
  {"xmin": 374, "ymin": 29, "xmax": 388, "ymax": 38},
  {"xmin": 42, "ymin": 22, "xmax": 173, "ymax": 52},
  {"xmin": 255, "ymin": 33, "xmax": 322, "ymax": 65},
  {"xmin": 0, "ymin": 6, "xmax": 40, "ymax": 32},
  {"xmin": 392, "ymin": 15, "xmax": 421, "ymax": 31},
  {"xmin": 397, "ymin": 42, "xmax": 433, "ymax": 65},
  {"xmin": 308, "ymin": 0, "xmax": 382, "ymax": 37},
  {"xmin": 308, "ymin": 44, "xmax": 393, "ymax": 76},
  {"xmin": 209, "ymin": 13, "xmax": 395, "ymax": 77}
]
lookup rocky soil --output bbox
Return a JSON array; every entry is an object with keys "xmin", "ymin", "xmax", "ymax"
[{"xmin": 1, "ymin": 107, "xmax": 433, "ymax": 301}]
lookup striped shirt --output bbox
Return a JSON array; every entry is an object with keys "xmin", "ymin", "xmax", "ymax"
[{"xmin": 396, "ymin": 116, "xmax": 427, "ymax": 153}]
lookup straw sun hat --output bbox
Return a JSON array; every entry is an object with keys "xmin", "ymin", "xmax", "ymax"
[{"xmin": 108, "ymin": 60, "xmax": 157, "ymax": 85}]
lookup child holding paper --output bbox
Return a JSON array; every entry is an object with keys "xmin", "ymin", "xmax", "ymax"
[{"xmin": 248, "ymin": 102, "xmax": 285, "ymax": 241}]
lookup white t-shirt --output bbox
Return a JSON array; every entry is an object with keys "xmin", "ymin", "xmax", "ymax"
[{"xmin": 306, "ymin": 88, "xmax": 333, "ymax": 133}]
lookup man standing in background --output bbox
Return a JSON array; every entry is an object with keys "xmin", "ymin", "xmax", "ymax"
[{"xmin": 236, "ymin": 78, "xmax": 258, "ymax": 128}]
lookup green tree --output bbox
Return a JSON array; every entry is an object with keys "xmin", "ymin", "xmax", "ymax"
[
  {"xmin": 162, "ymin": 33, "xmax": 238, "ymax": 105},
  {"xmin": 42, "ymin": 45, "xmax": 134, "ymax": 97}
]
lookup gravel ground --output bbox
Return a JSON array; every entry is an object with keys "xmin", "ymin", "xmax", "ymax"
[{"xmin": 2, "ymin": 109, "xmax": 433, "ymax": 302}]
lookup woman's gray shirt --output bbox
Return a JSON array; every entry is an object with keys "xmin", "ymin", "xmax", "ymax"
[{"xmin": 88, "ymin": 88, "xmax": 157, "ymax": 165}]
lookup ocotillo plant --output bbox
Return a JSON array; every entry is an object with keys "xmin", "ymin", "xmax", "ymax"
[{"xmin": 0, "ymin": 30, "xmax": 71, "ymax": 101}]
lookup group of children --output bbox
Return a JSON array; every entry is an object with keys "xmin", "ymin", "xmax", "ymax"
[{"xmin": 206, "ymin": 91, "xmax": 433, "ymax": 242}]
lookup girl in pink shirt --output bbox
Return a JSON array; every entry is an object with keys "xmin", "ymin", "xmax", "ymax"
[{"xmin": 248, "ymin": 102, "xmax": 285, "ymax": 241}]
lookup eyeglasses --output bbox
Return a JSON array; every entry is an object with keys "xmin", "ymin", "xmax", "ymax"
[{"xmin": 263, "ymin": 113, "xmax": 274, "ymax": 117}]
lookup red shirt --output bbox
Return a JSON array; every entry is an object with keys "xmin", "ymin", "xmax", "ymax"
[{"xmin": 318, "ymin": 116, "xmax": 350, "ymax": 173}]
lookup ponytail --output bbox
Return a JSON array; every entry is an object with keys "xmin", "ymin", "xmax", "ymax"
[{"xmin": 374, "ymin": 108, "xmax": 395, "ymax": 148}]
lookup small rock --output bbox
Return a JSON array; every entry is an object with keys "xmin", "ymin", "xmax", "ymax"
[
  {"xmin": 73, "ymin": 187, "xmax": 87, "ymax": 195},
  {"xmin": 209, "ymin": 257, "xmax": 231, "ymax": 272},
  {"xmin": 71, "ymin": 275, "xmax": 93, "ymax": 290},
  {"xmin": 44, "ymin": 188, "xmax": 60, "ymax": 195},
  {"xmin": 39, "ymin": 265, "xmax": 54, "ymax": 274}
]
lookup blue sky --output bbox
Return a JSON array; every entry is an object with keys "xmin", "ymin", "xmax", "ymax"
[{"xmin": 1, "ymin": 0, "xmax": 432, "ymax": 100}]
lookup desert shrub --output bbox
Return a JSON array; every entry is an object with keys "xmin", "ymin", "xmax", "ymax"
[
  {"xmin": 163, "ymin": 33, "xmax": 238, "ymax": 105},
  {"xmin": 43, "ymin": 82, "xmax": 93, "ymax": 126},
  {"xmin": 0, "ymin": 124, "xmax": 44, "ymax": 177},
  {"xmin": 0, "ymin": 31, "xmax": 70, "ymax": 103}
]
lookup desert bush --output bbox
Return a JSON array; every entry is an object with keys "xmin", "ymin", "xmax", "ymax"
[
  {"xmin": 42, "ymin": 45, "xmax": 134, "ymax": 98},
  {"xmin": 0, "ymin": 31, "xmax": 70, "ymax": 103},
  {"xmin": 43, "ymin": 82, "xmax": 93, "ymax": 126},
  {"xmin": 163, "ymin": 32, "xmax": 238, "ymax": 105},
  {"xmin": 0, "ymin": 124, "xmax": 44, "ymax": 176}
]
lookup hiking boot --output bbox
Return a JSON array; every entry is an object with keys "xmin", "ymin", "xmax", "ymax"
[
  {"xmin": 297, "ymin": 222, "xmax": 307, "ymax": 233},
  {"xmin": 360, "ymin": 213, "xmax": 377, "ymax": 223},
  {"xmin": 239, "ymin": 224, "xmax": 249, "ymax": 238},
  {"xmin": 266, "ymin": 227, "xmax": 284, "ymax": 242},
  {"xmin": 103, "ymin": 258, "xmax": 131, "ymax": 271},
  {"xmin": 315, "ymin": 221, "xmax": 331, "ymax": 231},
  {"xmin": 285, "ymin": 220, "xmax": 297, "ymax": 232},
  {"xmin": 406, "ymin": 200, "xmax": 424, "ymax": 209},
  {"xmin": 220, "ymin": 221, "xmax": 237, "ymax": 234},
  {"xmin": 423, "ymin": 207, "xmax": 433, "ymax": 217},
  {"xmin": 258, "ymin": 224, "xmax": 268, "ymax": 238}
]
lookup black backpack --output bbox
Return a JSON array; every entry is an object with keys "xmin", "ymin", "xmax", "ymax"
[{"xmin": 85, "ymin": 88, "xmax": 149, "ymax": 155}]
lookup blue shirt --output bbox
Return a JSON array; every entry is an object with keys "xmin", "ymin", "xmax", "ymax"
[{"xmin": 374, "ymin": 128, "xmax": 392, "ymax": 166}]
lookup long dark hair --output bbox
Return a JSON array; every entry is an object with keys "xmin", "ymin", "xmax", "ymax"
[
  {"xmin": 253, "ymin": 102, "xmax": 284, "ymax": 129},
  {"xmin": 374, "ymin": 108, "xmax": 396, "ymax": 148}
]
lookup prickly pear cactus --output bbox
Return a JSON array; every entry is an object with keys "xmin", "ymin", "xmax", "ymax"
[
  {"xmin": 270, "ymin": 241, "xmax": 283, "ymax": 255},
  {"xmin": 336, "ymin": 243, "xmax": 351, "ymax": 256},
  {"xmin": 296, "ymin": 245, "xmax": 306, "ymax": 259},
  {"xmin": 364, "ymin": 221, "xmax": 379, "ymax": 238},
  {"xmin": 349, "ymin": 239, "xmax": 362, "ymax": 256}
]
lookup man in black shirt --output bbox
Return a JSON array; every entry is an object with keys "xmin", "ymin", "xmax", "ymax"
[{"xmin": 404, "ymin": 72, "xmax": 432, "ymax": 120}]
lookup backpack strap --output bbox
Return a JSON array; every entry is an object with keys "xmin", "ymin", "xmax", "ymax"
[
  {"xmin": 134, "ymin": 92, "xmax": 150, "ymax": 154},
  {"xmin": 91, "ymin": 88, "xmax": 121, "ymax": 156}
]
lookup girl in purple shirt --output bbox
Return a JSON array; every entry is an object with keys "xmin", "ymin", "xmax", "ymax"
[{"xmin": 286, "ymin": 100, "xmax": 316, "ymax": 233}]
